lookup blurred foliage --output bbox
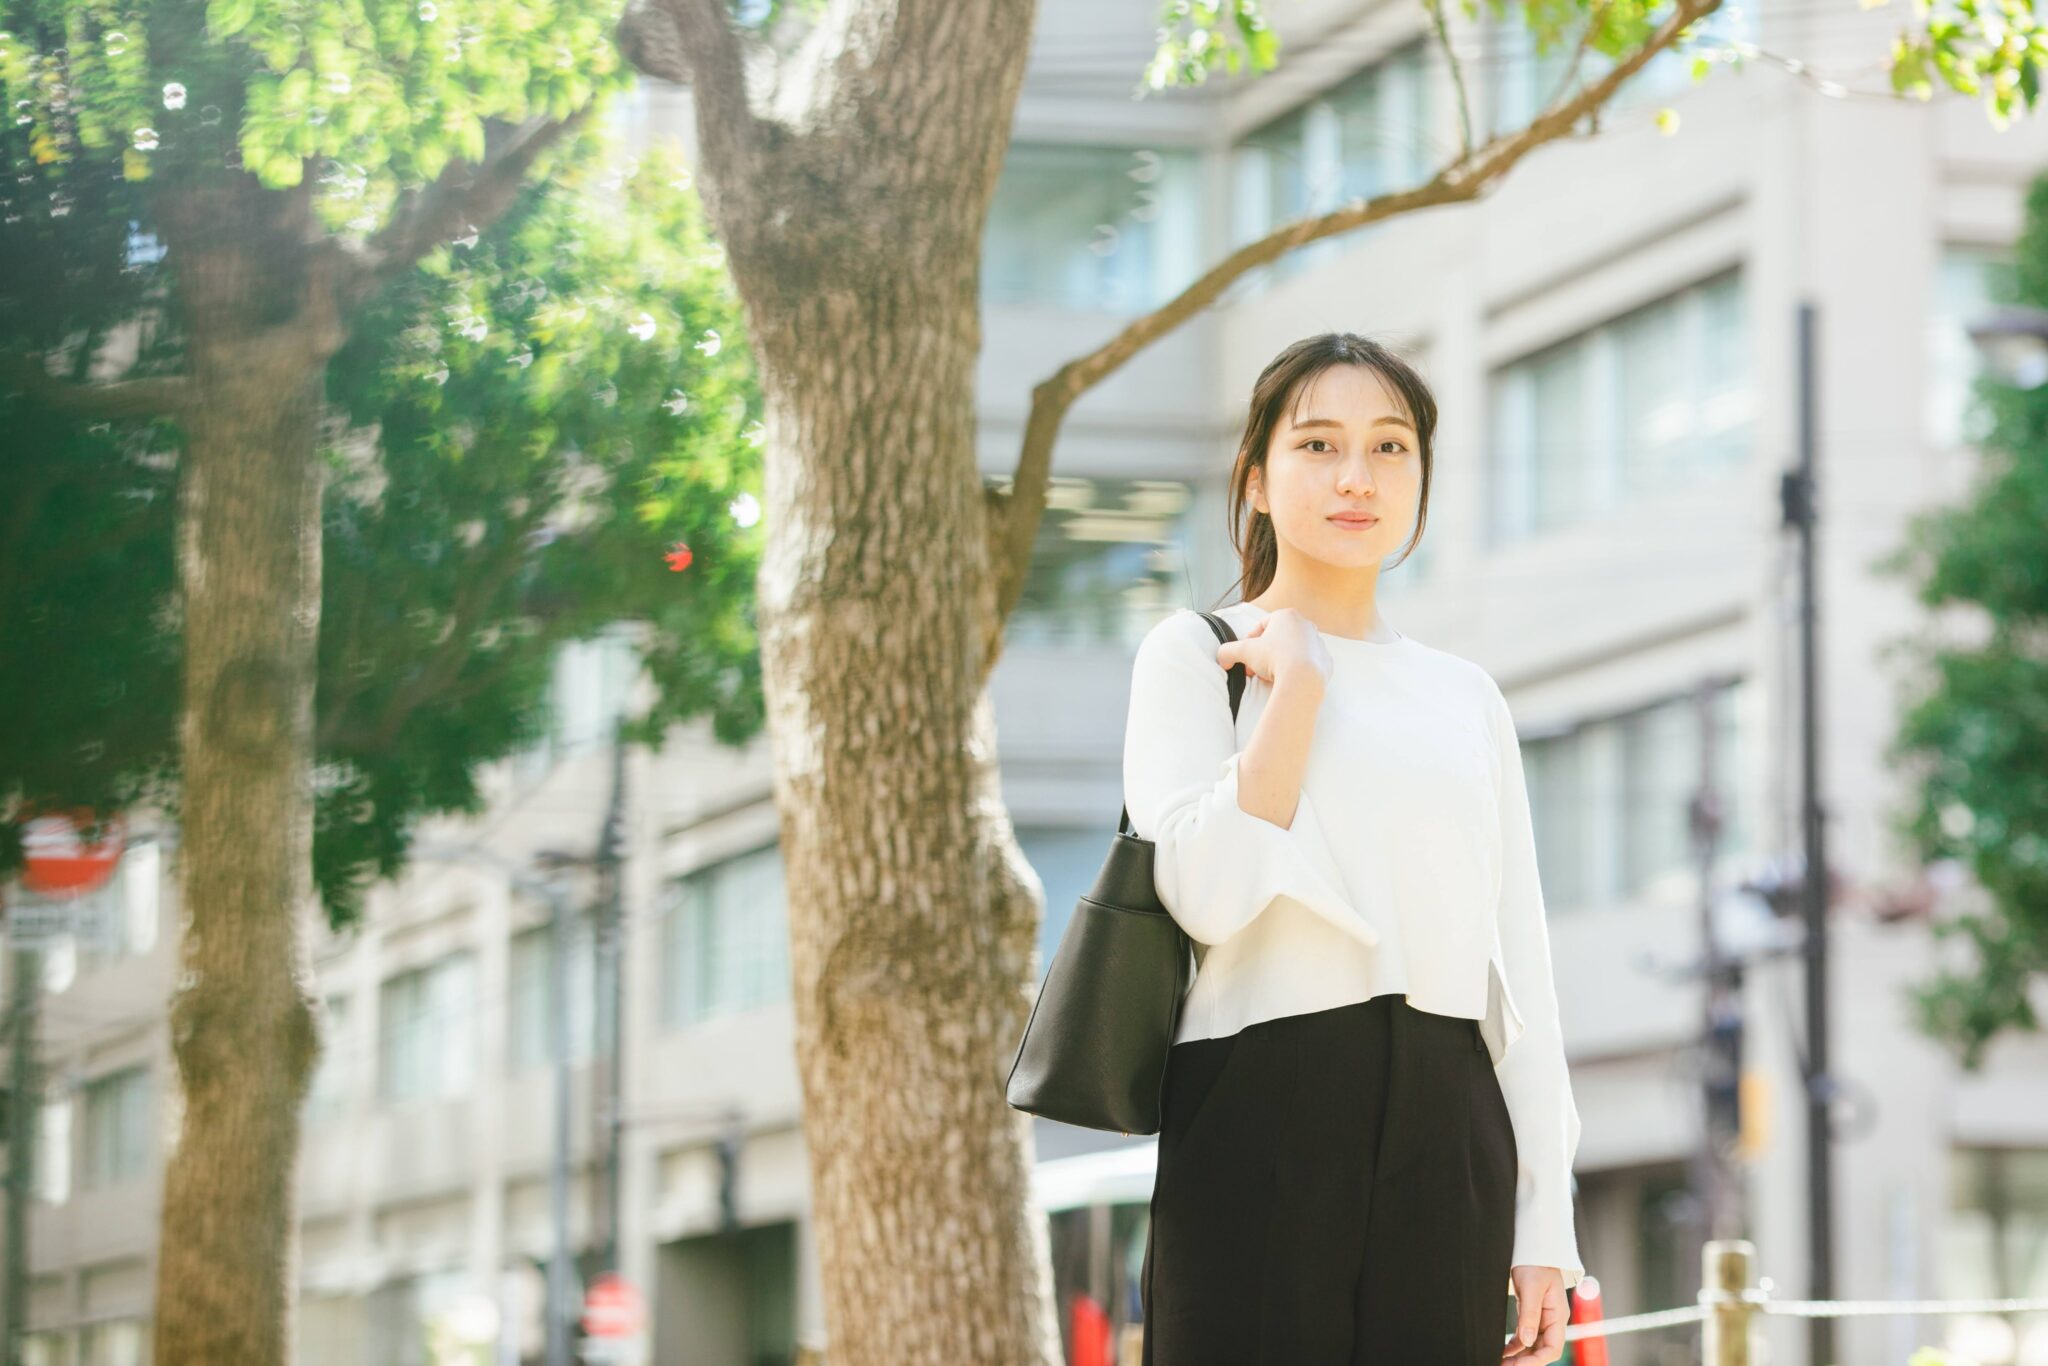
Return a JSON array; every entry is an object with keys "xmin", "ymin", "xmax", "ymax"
[
  {"xmin": 1145, "ymin": 0, "xmax": 2048, "ymax": 133},
  {"xmin": 0, "ymin": 0, "xmax": 624, "ymax": 208},
  {"xmin": 1876, "ymin": 172, "xmax": 2048, "ymax": 1068},
  {"xmin": 0, "ymin": 116, "xmax": 769, "ymax": 927}
]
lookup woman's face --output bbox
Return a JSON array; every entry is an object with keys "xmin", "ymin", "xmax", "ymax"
[{"xmin": 1249, "ymin": 363, "xmax": 1422, "ymax": 569}]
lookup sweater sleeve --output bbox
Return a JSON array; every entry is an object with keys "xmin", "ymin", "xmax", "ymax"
[
  {"xmin": 1121, "ymin": 611, "xmax": 1377, "ymax": 951},
  {"xmin": 1485, "ymin": 677, "xmax": 1586, "ymax": 1291}
]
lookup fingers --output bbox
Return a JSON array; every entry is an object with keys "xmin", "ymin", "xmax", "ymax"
[
  {"xmin": 1214, "ymin": 645, "xmax": 1259, "ymax": 682},
  {"xmin": 1501, "ymin": 1288, "xmax": 1567, "ymax": 1365}
]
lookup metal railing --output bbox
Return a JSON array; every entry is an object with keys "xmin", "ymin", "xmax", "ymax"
[{"xmin": 1564, "ymin": 1240, "xmax": 2048, "ymax": 1366}]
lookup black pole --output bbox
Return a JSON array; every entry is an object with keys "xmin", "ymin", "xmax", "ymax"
[
  {"xmin": 1786, "ymin": 299, "xmax": 1837, "ymax": 1366},
  {"xmin": 595, "ymin": 720, "xmax": 628, "ymax": 1275},
  {"xmin": 1691, "ymin": 678, "xmax": 1743, "ymax": 1251},
  {"xmin": 4, "ymin": 912, "xmax": 39, "ymax": 1366}
]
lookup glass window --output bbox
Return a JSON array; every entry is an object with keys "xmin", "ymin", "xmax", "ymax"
[
  {"xmin": 81, "ymin": 1066, "xmax": 151, "ymax": 1191},
  {"xmin": 45, "ymin": 839, "xmax": 163, "ymax": 976},
  {"xmin": 23, "ymin": 1332, "xmax": 73, "ymax": 1366},
  {"xmin": 514, "ymin": 628, "xmax": 640, "ymax": 780},
  {"xmin": 378, "ymin": 953, "xmax": 476, "ymax": 1104},
  {"xmin": 1518, "ymin": 679, "xmax": 1749, "ymax": 914},
  {"xmin": 662, "ymin": 844, "xmax": 789, "ymax": 1028},
  {"xmin": 507, "ymin": 911, "xmax": 597, "ymax": 1071},
  {"xmin": 983, "ymin": 143, "xmax": 1203, "ymax": 311},
  {"xmin": 39, "ymin": 1095, "xmax": 71, "ymax": 1204},
  {"xmin": 1004, "ymin": 477, "xmax": 1194, "ymax": 648},
  {"xmin": 1231, "ymin": 42, "xmax": 1433, "ymax": 287},
  {"xmin": 1487, "ymin": 271, "xmax": 1751, "ymax": 546},
  {"xmin": 78, "ymin": 1322, "xmax": 144, "ymax": 1366},
  {"xmin": 305, "ymin": 994, "xmax": 351, "ymax": 1120},
  {"xmin": 1928, "ymin": 243, "xmax": 2020, "ymax": 448},
  {"xmin": 1940, "ymin": 1148, "xmax": 2048, "ymax": 1364},
  {"xmin": 1486, "ymin": 3, "xmax": 1756, "ymax": 134}
]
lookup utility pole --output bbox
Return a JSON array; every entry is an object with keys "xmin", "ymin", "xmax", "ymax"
[
  {"xmin": 593, "ymin": 719, "xmax": 628, "ymax": 1276},
  {"xmin": 1781, "ymin": 299, "xmax": 1837, "ymax": 1366},
  {"xmin": 1690, "ymin": 677, "xmax": 1744, "ymax": 1251},
  {"xmin": 3, "ymin": 895, "xmax": 38, "ymax": 1366}
]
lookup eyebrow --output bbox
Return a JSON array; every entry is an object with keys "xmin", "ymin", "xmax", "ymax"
[{"xmin": 1289, "ymin": 414, "xmax": 1416, "ymax": 434}]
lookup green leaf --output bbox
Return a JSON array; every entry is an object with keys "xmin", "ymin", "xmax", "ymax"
[{"xmin": 208, "ymin": 0, "xmax": 258, "ymax": 38}]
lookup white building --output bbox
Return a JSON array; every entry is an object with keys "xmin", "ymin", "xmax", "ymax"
[{"xmin": 9, "ymin": 0, "xmax": 2048, "ymax": 1363}]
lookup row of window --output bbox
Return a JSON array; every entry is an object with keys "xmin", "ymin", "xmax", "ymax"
[
  {"xmin": 987, "ymin": 9, "xmax": 1758, "ymax": 312},
  {"xmin": 1005, "ymin": 237, "xmax": 2015, "ymax": 649},
  {"xmin": 305, "ymin": 845, "xmax": 791, "ymax": 1111},
  {"xmin": 1026, "ymin": 675, "xmax": 1757, "ymax": 976}
]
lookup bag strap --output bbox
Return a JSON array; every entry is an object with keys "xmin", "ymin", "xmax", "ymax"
[{"xmin": 1117, "ymin": 610, "xmax": 1246, "ymax": 839}]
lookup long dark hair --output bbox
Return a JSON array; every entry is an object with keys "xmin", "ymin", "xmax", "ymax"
[{"xmin": 1216, "ymin": 332, "xmax": 1438, "ymax": 607}]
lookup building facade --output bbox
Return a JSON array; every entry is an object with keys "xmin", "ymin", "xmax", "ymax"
[{"xmin": 9, "ymin": 0, "xmax": 2048, "ymax": 1363}]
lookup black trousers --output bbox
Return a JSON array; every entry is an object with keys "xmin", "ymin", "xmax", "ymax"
[{"xmin": 1140, "ymin": 994, "xmax": 1518, "ymax": 1366}]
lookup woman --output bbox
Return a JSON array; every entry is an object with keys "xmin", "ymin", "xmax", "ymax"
[{"xmin": 1125, "ymin": 333, "xmax": 1582, "ymax": 1366}]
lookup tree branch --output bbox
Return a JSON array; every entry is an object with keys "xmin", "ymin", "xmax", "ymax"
[
  {"xmin": 325, "ymin": 504, "xmax": 547, "ymax": 755},
  {"xmin": 339, "ymin": 110, "xmax": 591, "ymax": 309},
  {"xmin": 981, "ymin": 0, "xmax": 1727, "ymax": 679},
  {"xmin": 620, "ymin": 0, "xmax": 766, "ymax": 187},
  {"xmin": 1424, "ymin": 0, "xmax": 1474, "ymax": 163},
  {"xmin": 0, "ymin": 352, "xmax": 192, "ymax": 419}
]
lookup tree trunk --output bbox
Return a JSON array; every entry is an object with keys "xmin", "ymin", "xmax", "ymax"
[
  {"xmin": 756, "ymin": 283, "xmax": 1064, "ymax": 1364},
  {"xmin": 149, "ymin": 181, "xmax": 329, "ymax": 1366},
  {"xmin": 664, "ymin": 0, "xmax": 1062, "ymax": 1356}
]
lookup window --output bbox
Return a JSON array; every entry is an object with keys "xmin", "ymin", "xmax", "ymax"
[
  {"xmin": 22, "ymin": 1332, "xmax": 72, "ymax": 1366},
  {"xmin": 1487, "ymin": 271, "xmax": 1751, "ymax": 545},
  {"xmin": 36, "ymin": 840, "xmax": 162, "ymax": 977},
  {"xmin": 662, "ymin": 844, "xmax": 789, "ymax": 1027},
  {"xmin": 38, "ymin": 1095, "xmax": 70, "ymax": 1204},
  {"xmin": 1485, "ymin": 3, "xmax": 1756, "ymax": 134},
  {"xmin": 81, "ymin": 1066, "xmax": 151, "ymax": 1191},
  {"xmin": 305, "ymin": 994, "xmax": 351, "ymax": 1120},
  {"xmin": 378, "ymin": 953, "xmax": 476, "ymax": 1103},
  {"xmin": 1231, "ymin": 42, "xmax": 1433, "ymax": 287},
  {"xmin": 1939, "ymin": 1148, "xmax": 2048, "ymax": 1364},
  {"xmin": 1005, "ymin": 477, "xmax": 1195, "ymax": 648},
  {"xmin": 1520, "ymin": 679, "xmax": 1750, "ymax": 914},
  {"xmin": 514, "ymin": 627, "xmax": 640, "ymax": 779},
  {"xmin": 78, "ymin": 1321, "xmax": 144, "ymax": 1366},
  {"xmin": 1928, "ymin": 243, "xmax": 2019, "ymax": 448},
  {"xmin": 507, "ymin": 912, "xmax": 597, "ymax": 1071},
  {"xmin": 983, "ymin": 143, "xmax": 1203, "ymax": 311}
]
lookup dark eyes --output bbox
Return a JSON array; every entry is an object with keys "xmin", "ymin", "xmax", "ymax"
[{"xmin": 1302, "ymin": 437, "xmax": 1406, "ymax": 454}]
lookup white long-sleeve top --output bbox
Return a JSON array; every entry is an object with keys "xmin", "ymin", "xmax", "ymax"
[{"xmin": 1122, "ymin": 600, "xmax": 1585, "ymax": 1289}]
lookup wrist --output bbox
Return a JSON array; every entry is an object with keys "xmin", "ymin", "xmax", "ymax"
[{"xmin": 1271, "ymin": 662, "xmax": 1328, "ymax": 697}]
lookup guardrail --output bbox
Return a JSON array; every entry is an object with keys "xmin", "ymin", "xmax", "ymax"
[{"xmin": 1565, "ymin": 1240, "xmax": 2048, "ymax": 1366}]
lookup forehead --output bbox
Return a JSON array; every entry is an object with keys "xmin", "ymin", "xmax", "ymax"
[{"xmin": 1284, "ymin": 364, "xmax": 1412, "ymax": 430}]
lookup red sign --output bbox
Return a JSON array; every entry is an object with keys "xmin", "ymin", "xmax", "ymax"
[
  {"xmin": 18, "ymin": 809, "xmax": 126, "ymax": 897},
  {"xmin": 581, "ymin": 1273, "xmax": 644, "ymax": 1340}
]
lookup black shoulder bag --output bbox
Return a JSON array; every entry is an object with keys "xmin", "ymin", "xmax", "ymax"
[{"xmin": 1004, "ymin": 610, "xmax": 1247, "ymax": 1135}]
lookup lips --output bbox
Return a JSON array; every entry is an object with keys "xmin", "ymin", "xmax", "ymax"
[{"xmin": 1328, "ymin": 513, "xmax": 1378, "ymax": 528}]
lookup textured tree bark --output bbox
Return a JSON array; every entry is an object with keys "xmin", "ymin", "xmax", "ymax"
[
  {"xmin": 148, "ymin": 179, "xmax": 329, "ymax": 1366},
  {"xmin": 643, "ymin": 0, "xmax": 1065, "ymax": 1358}
]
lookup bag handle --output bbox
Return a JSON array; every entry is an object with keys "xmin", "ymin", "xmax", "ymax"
[{"xmin": 1116, "ymin": 610, "xmax": 1247, "ymax": 839}]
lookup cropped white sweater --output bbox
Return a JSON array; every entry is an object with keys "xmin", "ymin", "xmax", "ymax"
[{"xmin": 1122, "ymin": 600, "xmax": 1585, "ymax": 1290}]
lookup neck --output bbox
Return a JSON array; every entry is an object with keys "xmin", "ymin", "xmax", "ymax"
[{"xmin": 1249, "ymin": 568, "xmax": 1394, "ymax": 643}]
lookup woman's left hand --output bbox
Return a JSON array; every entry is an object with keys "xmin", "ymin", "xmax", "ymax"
[{"xmin": 1501, "ymin": 1265, "xmax": 1568, "ymax": 1364}]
